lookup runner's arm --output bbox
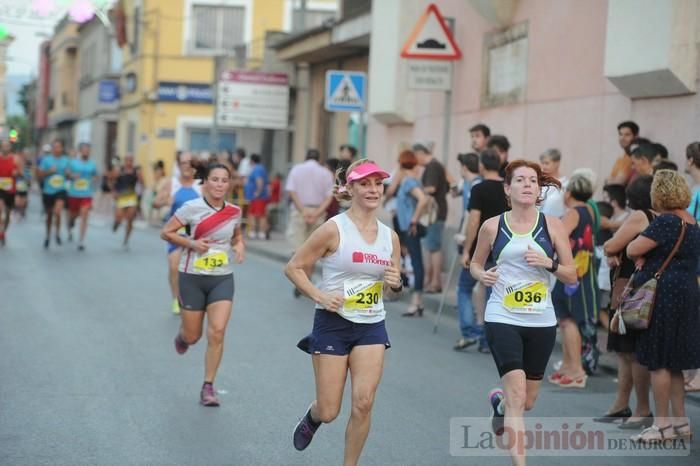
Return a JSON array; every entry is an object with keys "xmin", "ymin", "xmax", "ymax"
[
  {"xmin": 152, "ymin": 179, "xmax": 172, "ymax": 209},
  {"xmin": 545, "ymin": 216, "xmax": 577, "ymax": 285},
  {"xmin": 603, "ymin": 210, "xmax": 647, "ymax": 256},
  {"xmin": 285, "ymin": 220, "xmax": 341, "ymax": 308},
  {"xmin": 469, "ymin": 217, "xmax": 497, "ymax": 283},
  {"xmin": 461, "ymin": 209, "xmax": 481, "ymax": 265},
  {"xmin": 384, "ymin": 231, "xmax": 403, "ymax": 299}
]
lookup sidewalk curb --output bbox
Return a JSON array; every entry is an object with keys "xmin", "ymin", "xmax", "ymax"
[{"xmin": 247, "ymin": 242, "xmax": 700, "ymax": 403}]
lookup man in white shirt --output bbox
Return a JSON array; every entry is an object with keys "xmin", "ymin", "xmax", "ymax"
[
  {"xmin": 285, "ymin": 148, "xmax": 334, "ymax": 250},
  {"xmin": 539, "ymin": 148, "xmax": 567, "ymax": 218}
]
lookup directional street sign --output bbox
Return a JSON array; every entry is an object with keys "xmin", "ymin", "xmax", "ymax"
[
  {"xmin": 324, "ymin": 71, "xmax": 367, "ymax": 112},
  {"xmin": 401, "ymin": 3, "xmax": 462, "ymax": 60}
]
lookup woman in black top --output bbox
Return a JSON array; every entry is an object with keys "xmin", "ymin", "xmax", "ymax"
[{"xmin": 111, "ymin": 154, "xmax": 143, "ymax": 249}]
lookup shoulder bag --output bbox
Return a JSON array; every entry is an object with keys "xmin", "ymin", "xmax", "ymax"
[{"xmin": 612, "ymin": 219, "xmax": 686, "ymax": 334}]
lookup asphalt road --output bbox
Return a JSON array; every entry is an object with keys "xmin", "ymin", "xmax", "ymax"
[{"xmin": 1, "ymin": 201, "xmax": 699, "ymax": 465}]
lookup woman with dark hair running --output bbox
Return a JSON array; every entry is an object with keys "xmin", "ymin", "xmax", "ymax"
[
  {"xmin": 161, "ymin": 163, "xmax": 244, "ymax": 406},
  {"xmin": 285, "ymin": 159, "xmax": 402, "ymax": 466},
  {"xmin": 470, "ymin": 159, "xmax": 577, "ymax": 466}
]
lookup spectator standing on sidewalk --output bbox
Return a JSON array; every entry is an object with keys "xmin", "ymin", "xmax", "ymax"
[
  {"xmin": 627, "ymin": 170, "xmax": 700, "ymax": 444},
  {"xmin": 630, "ymin": 144, "xmax": 656, "ymax": 178},
  {"xmin": 486, "ymin": 135, "xmax": 510, "ymax": 178},
  {"xmin": 338, "ymin": 144, "xmax": 358, "ymax": 162},
  {"xmin": 286, "ymin": 149, "xmax": 335, "ymax": 297},
  {"xmin": 596, "ymin": 176, "xmax": 654, "ymax": 430},
  {"xmin": 469, "ymin": 124, "xmax": 490, "ymax": 153},
  {"xmin": 685, "ymin": 142, "xmax": 700, "ymax": 222},
  {"xmin": 414, "ymin": 141, "xmax": 449, "ymax": 294},
  {"xmin": 539, "ymin": 149, "xmax": 567, "ymax": 218},
  {"xmin": 395, "ymin": 150, "xmax": 429, "ymax": 317},
  {"xmin": 245, "ymin": 154, "xmax": 270, "ymax": 240},
  {"xmin": 549, "ymin": 173, "xmax": 599, "ymax": 388},
  {"xmin": 453, "ymin": 152, "xmax": 483, "ymax": 350},
  {"xmin": 607, "ymin": 121, "xmax": 639, "ymax": 186},
  {"xmin": 461, "ymin": 149, "xmax": 509, "ymax": 353}
]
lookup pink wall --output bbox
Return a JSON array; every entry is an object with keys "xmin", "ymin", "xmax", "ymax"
[{"xmin": 367, "ymin": 0, "xmax": 700, "ymax": 228}]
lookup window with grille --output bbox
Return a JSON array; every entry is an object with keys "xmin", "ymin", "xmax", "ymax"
[{"xmin": 191, "ymin": 5, "xmax": 245, "ymax": 52}]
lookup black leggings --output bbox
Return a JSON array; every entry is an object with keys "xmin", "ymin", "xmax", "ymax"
[{"xmin": 484, "ymin": 322, "xmax": 557, "ymax": 380}]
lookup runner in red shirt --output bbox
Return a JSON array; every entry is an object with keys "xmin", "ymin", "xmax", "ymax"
[{"xmin": 0, "ymin": 140, "xmax": 21, "ymax": 246}]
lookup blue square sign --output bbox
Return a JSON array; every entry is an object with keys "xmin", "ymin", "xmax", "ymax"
[{"xmin": 324, "ymin": 71, "xmax": 366, "ymax": 112}]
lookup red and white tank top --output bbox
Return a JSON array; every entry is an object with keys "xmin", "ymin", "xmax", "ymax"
[{"xmin": 174, "ymin": 198, "xmax": 242, "ymax": 275}]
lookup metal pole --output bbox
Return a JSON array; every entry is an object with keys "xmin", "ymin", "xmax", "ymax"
[
  {"xmin": 358, "ymin": 112, "xmax": 365, "ymax": 158},
  {"xmin": 210, "ymin": 55, "xmax": 223, "ymax": 152},
  {"xmin": 441, "ymin": 64, "xmax": 453, "ymax": 165},
  {"xmin": 433, "ymin": 252, "xmax": 461, "ymax": 333}
]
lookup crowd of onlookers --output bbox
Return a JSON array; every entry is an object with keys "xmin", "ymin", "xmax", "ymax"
[{"xmin": 356, "ymin": 120, "xmax": 699, "ymax": 442}]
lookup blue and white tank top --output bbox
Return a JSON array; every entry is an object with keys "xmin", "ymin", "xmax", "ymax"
[
  {"xmin": 485, "ymin": 212, "xmax": 557, "ymax": 327},
  {"xmin": 316, "ymin": 213, "xmax": 394, "ymax": 324},
  {"xmin": 170, "ymin": 177, "xmax": 202, "ymax": 218}
]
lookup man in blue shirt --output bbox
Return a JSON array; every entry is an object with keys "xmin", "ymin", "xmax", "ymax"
[
  {"xmin": 244, "ymin": 153, "xmax": 270, "ymax": 239},
  {"xmin": 38, "ymin": 139, "xmax": 70, "ymax": 249},
  {"xmin": 66, "ymin": 143, "xmax": 98, "ymax": 251}
]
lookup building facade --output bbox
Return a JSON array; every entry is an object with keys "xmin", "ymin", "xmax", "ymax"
[
  {"xmin": 279, "ymin": 0, "xmax": 700, "ymax": 234},
  {"xmin": 48, "ymin": 18, "xmax": 80, "ymax": 149},
  {"xmin": 115, "ymin": 0, "xmax": 337, "ymax": 185},
  {"xmin": 0, "ymin": 35, "xmax": 14, "ymax": 135},
  {"xmin": 76, "ymin": 17, "xmax": 121, "ymax": 173}
]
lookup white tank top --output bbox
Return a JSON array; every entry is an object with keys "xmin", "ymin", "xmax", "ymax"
[
  {"xmin": 485, "ymin": 212, "xmax": 557, "ymax": 327},
  {"xmin": 316, "ymin": 213, "xmax": 394, "ymax": 324}
]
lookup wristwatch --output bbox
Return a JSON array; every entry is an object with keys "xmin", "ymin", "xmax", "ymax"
[
  {"xmin": 547, "ymin": 258, "xmax": 559, "ymax": 273},
  {"xmin": 390, "ymin": 285, "xmax": 403, "ymax": 292}
]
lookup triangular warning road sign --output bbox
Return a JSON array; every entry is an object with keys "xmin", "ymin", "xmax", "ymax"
[
  {"xmin": 401, "ymin": 3, "xmax": 462, "ymax": 60},
  {"xmin": 329, "ymin": 75, "xmax": 363, "ymax": 107}
]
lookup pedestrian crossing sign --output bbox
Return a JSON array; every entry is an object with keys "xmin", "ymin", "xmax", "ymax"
[{"xmin": 324, "ymin": 71, "xmax": 366, "ymax": 112}]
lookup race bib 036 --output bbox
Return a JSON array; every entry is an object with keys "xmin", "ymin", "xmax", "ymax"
[
  {"xmin": 503, "ymin": 281, "xmax": 548, "ymax": 314},
  {"xmin": 344, "ymin": 279, "xmax": 383, "ymax": 314}
]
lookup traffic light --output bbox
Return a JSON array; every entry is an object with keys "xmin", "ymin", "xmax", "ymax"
[{"xmin": 9, "ymin": 128, "xmax": 17, "ymax": 143}]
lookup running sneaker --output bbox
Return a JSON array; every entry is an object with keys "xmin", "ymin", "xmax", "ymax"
[
  {"xmin": 77, "ymin": 244, "xmax": 85, "ymax": 252},
  {"xmin": 55, "ymin": 235, "xmax": 62, "ymax": 246},
  {"xmin": 43, "ymin": 238, "xmax": 49, "ymax": 249},
  {"xmin": 488, "ymin": 388, "xmax": 505, "ymax": 436},
  {"xmin": 293, "ymin": 405, "xmax": 321, "ymax": 451},
  {"xmin": 174, "ymin": 334, "xmax": 189, "ymax": 355},
  {"xmin": 200, "ymin": 383, "xmax": 220, "ymax": 407},
  {"xmin": 171, "ymin": 299, "xmax": 181, "ymax": 315}
]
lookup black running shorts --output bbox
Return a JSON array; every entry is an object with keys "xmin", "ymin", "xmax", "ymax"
[
  {"xmin": 178, "ymin": 272, "xmax": 234, "ymax": 311},
  {"xmin": 484, "ymin": 322, "xmax": 557, "ymax": 380},
  {"xmin": 0, "ymin": 190, "xmax": 15, "ymax": 209}
]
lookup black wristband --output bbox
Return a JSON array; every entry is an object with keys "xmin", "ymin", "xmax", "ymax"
[
  {"xmin": 390, "ymin": 285, "xmax": 403, "ymax": 292},
  {"xmin": 547, "ymin": 258, "xmax": 559, "ymax": 273}
]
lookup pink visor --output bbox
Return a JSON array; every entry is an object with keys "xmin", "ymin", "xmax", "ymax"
[{"xmin": 346, "ymin": 162, "xmax": 390, "ymax": 183}]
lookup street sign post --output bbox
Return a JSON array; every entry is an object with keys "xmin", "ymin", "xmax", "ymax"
[
  {"xmin": 324, "ymin": 70, "xmax": 368, "ymax": 156},
  {"xmin": 216, "ymin": 71, "xmax": 290, "ymax": 130},
  {"xmin": 324, "ymin": 71, "xmax": 367, "ymax": 112}
]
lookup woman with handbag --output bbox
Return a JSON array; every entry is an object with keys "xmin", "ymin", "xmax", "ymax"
[
  {"xmin": 395, "ymin": 150, "xmax": 429, "ymax": 316},
  {"xmin": 594, "ymin": 175, "xmax": 654, "ymax": 429},
  {"xmin": 626, "ymin": 170, "xmax": 700, "ymax": 443}
]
